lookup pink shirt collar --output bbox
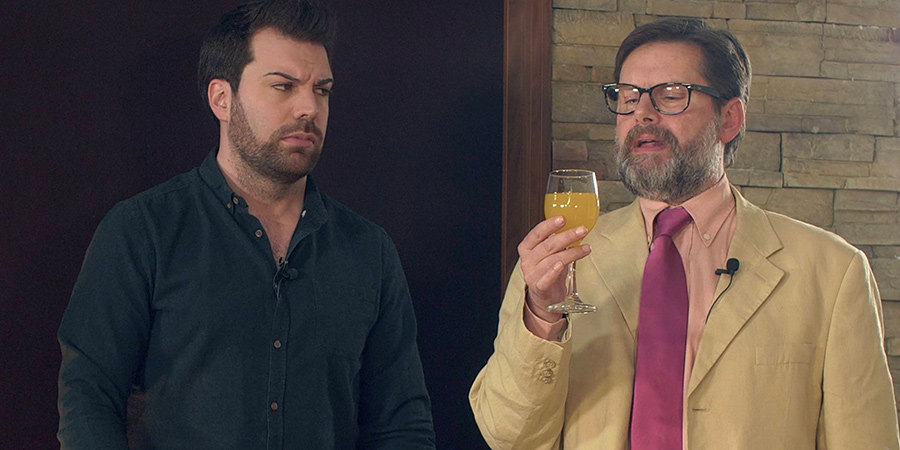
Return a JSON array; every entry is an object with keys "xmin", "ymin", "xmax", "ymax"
[{"xmin": 638, "ymin": 174, "xmax": 735, "ymax": 248}]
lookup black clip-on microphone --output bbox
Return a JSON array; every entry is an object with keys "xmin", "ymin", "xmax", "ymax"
[{"xmin": 706, "ymin": 258, "xmax": 740, "ymax": 323}]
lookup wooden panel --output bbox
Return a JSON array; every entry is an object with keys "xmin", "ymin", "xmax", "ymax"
[{"xmin": 502, "ymin": 0, "xmax": 553, "ymax": 292}]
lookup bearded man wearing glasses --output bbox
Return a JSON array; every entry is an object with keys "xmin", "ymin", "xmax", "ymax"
[{"xmin": 471, "ymin": 17, "xmax": 900, "ymax": 450}]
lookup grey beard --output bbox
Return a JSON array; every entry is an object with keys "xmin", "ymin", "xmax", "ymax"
[{"xmin": 614, "ymin": 121, "xmax": 722, "ymax": 204}]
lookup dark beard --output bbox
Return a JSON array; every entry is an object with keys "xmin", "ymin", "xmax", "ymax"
[
  {"xmin": 614, "ymin": 121, "xmax": 722, "ymax": 204},
  {"xmin": 227, "ymin": 97, "xmax": 324, "ymax": 185}
]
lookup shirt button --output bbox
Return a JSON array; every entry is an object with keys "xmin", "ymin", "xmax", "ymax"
[
  {"xmin": 703, "ymin": 233, "xmax": 711, "ymax": 240},
  {"xmin": 232, "ymin": 197, "xmax": 240, "ymax": 205},
  {"xmin": 301, "ymin": 209, "xmax": 307, "ymax": 218},
  {"xmin": 273, "ymin": 340, "xmax": 282, "ymax": 349},
  {"xmin": 270, "ymin": 402, "xmax": 279, "ymax": 411},
  {"xmin": 255, "ymin": 229, "xmax": 263, "ymax": 238},
  {"xmin": 226, "ymin": 202, "xmax": 232, "ymax": 209}
]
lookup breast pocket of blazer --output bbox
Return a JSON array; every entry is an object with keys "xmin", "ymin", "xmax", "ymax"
[
  {"xmin": 313, "ymin": 281, "xmax": 378, "ymax": 358},
  {"xmin": 754, "ymin": 343, "xmax": 817, "ymax": 366}
]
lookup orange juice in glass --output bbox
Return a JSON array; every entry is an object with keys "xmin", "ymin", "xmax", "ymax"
[{"xmin": 544, "ymin": 169, "xmax": 599, "ymax": 314}]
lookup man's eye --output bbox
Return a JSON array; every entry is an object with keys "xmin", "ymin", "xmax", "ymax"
[
  {"xmin": 315, "ymin": 87, "xmax": 332, "ymax": 97},
  {"xmin": 273, "ymin": 83, "xmax": 293, "ymax": 91}
]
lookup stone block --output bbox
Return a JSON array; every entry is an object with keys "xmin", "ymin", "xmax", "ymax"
[
  {"xmin": 553, "ymin": 0, "xmax": 618, "ymax": 11},
  {"xmin": 713, "ymin": 2, "xmax": 745, "ymax": 19},
  {"xmin": 783, "ymin": 158, "xmax": 871, "ymax": 177},
  {"xmin": 741, "ymin": 187, "xmax": 834, "ymax": 227},
  {"xmin": 553, "ymin": 140, "xmax": 589, "ymax": 161},
  {"xmin": 873, "ymin": 258, "xmax": 900, "ymax": 301},
  {"xmin": 746, "ymin": 98, "xmax": 765, "ymax": 115},
  {"xmin": 827, "ymin": 3, "xmax": 900, "ymax": 28},
  {"xmin": 553, "ymin": 10, "xmax": 635, "ymax": 46},
  {"xmin": 591, "ymin": 66, "xmax": 616, "ymax": 84},
  {"xmin": 872, "ymin": 138, "xmax": 900, "ymax": 179},
  {"xmin": 782, "ymin": 133, "xmax": 876, "ymax": 162},
  {"xmin": 553, "ymin": 64, "xmax": 592, "ymax": 82},
  {"xmin": 824, "ymin": 23, "xmax": 891, "ymax": 41},
  {"xmin": 749, "ymin": 75, "xmax": 769, "ymax": 100},
  {"xmin": 553, "ymin": 122, "xmax": 616, "ymax": 140},
  {"xmin": 801, "ymin": 116, "xmax": 852, "ymax": 134},
  {"xmin": 552, "ymin": 82, "xmax": 611, "ymax": 123},
  {"xmin": 846, "ymin": 178, "xmax": 900, "ymax": 192},
  {"xmin": 887, "ymin": 337, "xmax": 900, "ymax": 356},
  {"xmin": 728, "ymin": 19, "xmax": 822, "ymax": 35},
  {"xmin": 874, "ymin": 246, "xmax": 900, "ymax": 259},
  {"xmin": 554, "ymin": 44, "xmax": 619, "ymax": 66},
  {"xmin": 619, "ymin": 0, "xmax": 647, "ymax": 13},
  {"xmin": 834, "ymin": 210, "xmax": 899, "ymax": 224},
  {"xmin": 835, "ymin": 189, "xmax": 899, "ymax": 211},
  {"xmin": 597, "ymin": 180, "xmax": 636, "ymax": 212},
  {"xmin": 647, "ymin": 0, "xmax": 713, "ymax": 18},
  {"xmin": 844, "ymin": 63, "xmax": 900, "ymax": 83},
  {"xmin": 783, "ymin": 173, "xmax": 848, "ymax": 189},
  {"xmin": 734, "ymin": 32, "xmax": 823, "ymax": 77},
  {"xmin": 825, "ymin": 37, "xmax": 900, "ymax": 65},
  {"xmin": 732, "ymin": 131, "xmax": 781, "ymax": 171},
  {"xmin": 835, "ymin": 223, "xmax": 900, "ymax": 245},
  {"xmin": 726, "ymin": 169, "xmax": 783, "ymax": 187},
  {"xmin": 820, "ymin": 61, "xmax": 850, "ymax": 79},
  {"xmin": 766, "ymin": 77, "xmax": 893, "ymax": 106},
  {"xmin": 745, "ymin": 1, "xmax": 826, "ymax": 22},
  {"xmin": 586, "ymin": 140, "xmax": 619, "ymax": 179},
  {"xmin": 746, "ymin": 114, "xmax": 805, "ymax": 132},
  {"xmin": 884, "ymin": 301, "xmax": 900, "ymax": 336},
  {"xmin": 765, "ymin": 101, "xmax": 895, "ymax": 120},
  {"xmin": 846, "ymin": 116, "xmax": 896, "ymax": 136}
]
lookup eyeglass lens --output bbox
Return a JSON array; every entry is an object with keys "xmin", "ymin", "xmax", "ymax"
[{"xmin": 607, "ymin": 84, "xmax": 690, "ymax": 114}]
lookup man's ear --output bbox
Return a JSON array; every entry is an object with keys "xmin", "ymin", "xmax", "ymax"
[
  {"xmin": 718, "ymin": 97, "xmax": 745, "ymax": 144},
  {"xmin": 207, "ymin": 79, "xmax": 232, "ymax": 123}
]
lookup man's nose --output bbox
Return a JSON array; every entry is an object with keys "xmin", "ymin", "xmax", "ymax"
[
  {"xmin": 292, "ymin": 89, "xmax": 319, "ymax": 121},
  {"xmin": 632, "ymin": 92, "xmax": 659, "ymax": 124}
]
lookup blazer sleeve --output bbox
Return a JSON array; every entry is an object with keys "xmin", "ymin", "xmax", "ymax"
[
  {"xmin": 818, "ymin": 250, "xmax": 900, "ymax": 449},
  {"xmin": 469, "ymin": 260, "xmax": 573, "ymax": 450}
]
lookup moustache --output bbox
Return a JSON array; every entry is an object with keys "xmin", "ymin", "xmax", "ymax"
[
  {"xmin": 277, "ymin": 119, "xmax": 323, "ymax": 141},
  {"xmin": 623, "ymin": 124, "xmax": 678, "ymax": 151}
]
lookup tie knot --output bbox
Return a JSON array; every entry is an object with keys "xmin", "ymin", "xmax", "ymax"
[{"xmin": 655, "ymin": 208, "xmax": 692, "ymax": 239}]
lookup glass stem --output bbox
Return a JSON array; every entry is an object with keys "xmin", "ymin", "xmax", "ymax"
[{"xmin": 565, "ymin": 260, "xmax": 578, "ymax": 301}]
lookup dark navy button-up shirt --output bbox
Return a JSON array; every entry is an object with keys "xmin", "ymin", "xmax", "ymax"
[{"xmin": 58, "ymin": 149, "xmax": 435, "ymax": 449}]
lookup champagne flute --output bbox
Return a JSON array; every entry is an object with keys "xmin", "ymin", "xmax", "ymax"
[{"xmin": 544, "ymin": 169, "xmax": 600, "ymax": 314}]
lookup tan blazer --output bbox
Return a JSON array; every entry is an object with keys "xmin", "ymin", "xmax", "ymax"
[{"xmin": 470, "ymin": 187, "xmax": 899, "ymax": 449}]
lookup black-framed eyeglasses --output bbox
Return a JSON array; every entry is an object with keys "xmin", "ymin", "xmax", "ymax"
[{"xmin": 601, "ymin": 82, "xmax": 724, "ymax": 115}]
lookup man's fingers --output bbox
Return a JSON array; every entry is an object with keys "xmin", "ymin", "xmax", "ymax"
[
  {"xmin": 519, "ymin": 216, "xmax": 566, "ymax": 254},
  {"xmin": 523, "ymin": 244, "xmax": 592, "ymax": 289}
]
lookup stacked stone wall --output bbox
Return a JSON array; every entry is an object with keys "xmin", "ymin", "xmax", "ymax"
[{"xmin": 551, "ymin": 0, "xmax": 900, "ymax": 407}]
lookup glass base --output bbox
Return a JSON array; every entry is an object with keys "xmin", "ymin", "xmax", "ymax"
[{"xmin": 546, "ymin": 297, "xmax": 597, "ymax": 315}]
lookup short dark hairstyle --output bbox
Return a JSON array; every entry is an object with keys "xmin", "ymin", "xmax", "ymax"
[
  {"xmin": 613, "ymin": 18, "xmax": 751, "ymax": 167},
  {"xmin": 197, "ymin": 0, "xmax": 336, "ymax": 107}
]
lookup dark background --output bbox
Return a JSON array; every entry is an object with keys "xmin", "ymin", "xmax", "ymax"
[{"xmin": 0, "ymin": 1, "xmax": 502, "ymax": 448}]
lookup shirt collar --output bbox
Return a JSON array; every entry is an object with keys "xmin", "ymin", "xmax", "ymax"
[
  {"xmin": 197, "ymin": 147, "xmax": 327, "ymax": 224},
  {"xmin": 638, "ymin": 174, "xmax": 735, "ymax": 247}
]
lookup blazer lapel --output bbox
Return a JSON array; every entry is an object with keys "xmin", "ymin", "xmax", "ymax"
[
  {"xmin": 688, "ymin": 187, "xmax": 785, "ymax": 395},
  {"xmin": 585, "ymin": 200, "xmax": 648, "ymax": 341}
]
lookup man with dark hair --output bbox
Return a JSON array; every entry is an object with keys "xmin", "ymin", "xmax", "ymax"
[
  {"xmin": 471, "ymin": 17, "xmax": 899, "ymax": 449},
  {"xmin": 57, "ymin": 1, "xmax": 435, "ymax": 448}
]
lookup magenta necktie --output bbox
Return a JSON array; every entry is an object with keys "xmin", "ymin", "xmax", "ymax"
[{"xmin": 631, "ymin": 208, "xmax": 692, "ymax": 450}]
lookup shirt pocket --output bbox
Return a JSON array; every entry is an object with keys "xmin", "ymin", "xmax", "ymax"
[
  {"xmin": 313, "ymin": 281, "xmax": 378, "ymax": 358},
  {"xmin": 754, "ymin": 343, "xmax": 817, "ymax": 365}
]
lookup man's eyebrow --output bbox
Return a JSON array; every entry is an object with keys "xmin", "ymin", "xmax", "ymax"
[
  {"xmin": 315, "ymin": 78, "xmax": 335, "ymax": 86},
  {"xmin": 263, "ymin": 72, "xmax": 300, "ymax": 82}
]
